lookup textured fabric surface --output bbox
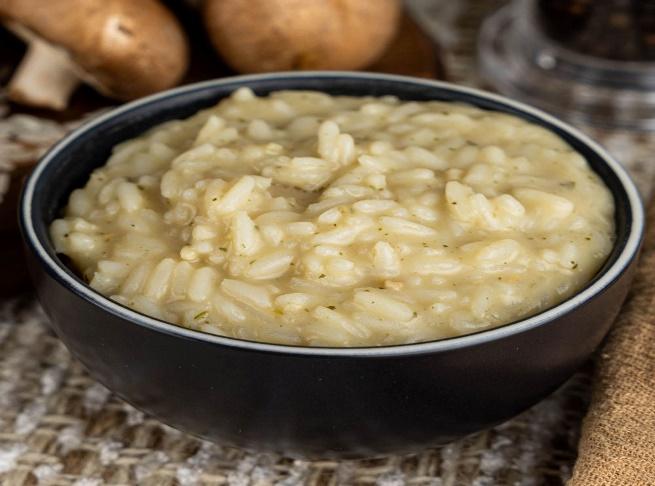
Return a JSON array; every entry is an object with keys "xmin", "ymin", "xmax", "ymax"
[{"xmin": 569, "ymin": 206, "xmax": 655, "ymax": 485}]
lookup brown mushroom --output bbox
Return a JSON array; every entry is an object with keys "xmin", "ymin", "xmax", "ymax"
[
  {"xmin": 203, "ymin": 0, "xmax": 401, "ymax": 73},
  {"xmin": 0, "ymin": 0, "xmax": 189, "ymax": 110}
]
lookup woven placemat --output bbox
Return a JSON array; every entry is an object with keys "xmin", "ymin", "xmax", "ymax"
[{"xmin": 2, "ymin": 1, "xmax": 655, "ymax": 484}]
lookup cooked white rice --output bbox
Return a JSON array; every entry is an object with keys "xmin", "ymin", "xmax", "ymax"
[{"xmin": 50, "ymin": 88, "xmax": 615, "ymax": 346}]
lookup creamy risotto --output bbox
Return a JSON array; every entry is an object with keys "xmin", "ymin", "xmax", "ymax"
[{"xmin": 51, "ymin": 88, "xmax": 615, "ymax": 346}]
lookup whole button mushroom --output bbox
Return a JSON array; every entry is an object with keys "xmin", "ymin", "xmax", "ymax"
[
  {"xmin": 0, "ymin": 0, "xmax": 189, "ymax": 110},
  {"xmin": 203, "ymin": 0, "xmax": 401, "ymax": 73}
]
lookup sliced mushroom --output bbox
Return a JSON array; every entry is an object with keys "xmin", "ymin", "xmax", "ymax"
[{"xmin": 0, "ymin": 0, "xmax": 189, "ymax": 110}]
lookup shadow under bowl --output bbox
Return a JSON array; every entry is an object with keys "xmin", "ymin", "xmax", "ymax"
[{"xmin": 19, "ymin": 72, "xmax": 644, "ymax": 458}]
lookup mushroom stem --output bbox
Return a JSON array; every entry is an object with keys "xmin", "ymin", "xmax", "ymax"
[{"xmin": 8, "ymin": 37, "xmax": 80, "ymax": 111}]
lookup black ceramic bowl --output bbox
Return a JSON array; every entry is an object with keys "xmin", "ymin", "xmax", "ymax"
[{"xmin": 20, "ymin": 73, "xmax": 643, "ymax": 458}]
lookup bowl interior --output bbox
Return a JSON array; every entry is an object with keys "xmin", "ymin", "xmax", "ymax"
[{"xmin": 22, "ymin": 73, "xmax": 641, "ymax": 351}]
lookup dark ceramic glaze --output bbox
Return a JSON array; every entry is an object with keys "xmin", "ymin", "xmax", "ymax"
[{"xmin": 20, "ymin": 73, "xmax": 644, "ymax": 458}]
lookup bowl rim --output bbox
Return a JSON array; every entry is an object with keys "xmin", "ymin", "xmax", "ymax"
[{"xmin": 20, "ymin": 71, "xmax": 645, "ymax": 357}]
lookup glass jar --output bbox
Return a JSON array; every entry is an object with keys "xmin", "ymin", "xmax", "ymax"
[{"xmin": 478, "ymin": 0, "xmax": 655, "ymax": 130}]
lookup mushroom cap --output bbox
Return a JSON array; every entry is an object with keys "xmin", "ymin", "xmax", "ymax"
[
  {"xmin": 0, "ymin": 0, "xmax": 189, "ymax": 100},
  {"xmin": 203, "ymin": 0, "xmax": 401, "ymax": 73}
]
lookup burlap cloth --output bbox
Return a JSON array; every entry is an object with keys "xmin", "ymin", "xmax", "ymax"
[
  {"xmin": 569, "ymin": 210, "xmax": 655, "ymax": 485},
  {"xmin": 1, "ymin": 1, "xmax": 655, "ymax": 484}
]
